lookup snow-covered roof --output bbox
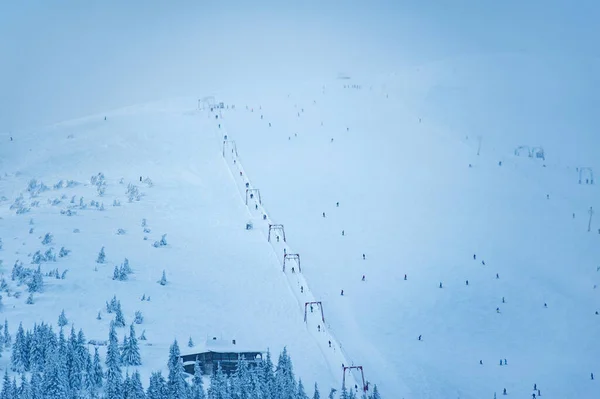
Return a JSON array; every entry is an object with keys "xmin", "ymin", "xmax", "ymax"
[{"xmin": 180, "ymin": 337, "xmax": 265, "ymax": 357}]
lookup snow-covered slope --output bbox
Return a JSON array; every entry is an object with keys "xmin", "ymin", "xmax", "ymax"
[{"xmin": 0, "ymin": 100, "xmax": 338, "ymax": 392}]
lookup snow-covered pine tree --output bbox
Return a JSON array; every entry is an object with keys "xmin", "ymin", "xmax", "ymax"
[
  {"xmin": 43, "ymin": 348, "xmax": 69, "ymax": 399},
  {"xmin": 3, "ymin": 320, "xmax": 11, "ymax": 348},
  {"xmin": 134, "ymin": 311, "xmax": 143, "ymax": 325},
  {"xmin": 105, "ymin": 321, "xmax": 123, "ymax": 399},
  {"xmin": 328, "ymin": 388, "xmax": 337, "ymax": 399},
  {"xmin": 188, "ymin": 337, "xmax": 194, "ymax": 347},
  {"xmin": 92, "ymin": 346, "xmax": 103, "ymax": 389},
  {"xmin": 128, "ymin": 370, "xmax": 146, "ymax": 399},
  {"xmin": 122, "ymin": 324, "xmax": 141, "ymax": 366},
  {"xmin": 97, "ymin": 247, "xmax": 106, "ymax": 264},
  {"xmin": 312, "ymin": 383, "xmax": 320, "ymax": 399},
  {"xmin": 249, "ymin": 368, "xmax": 263, "ymax": 399},
  {"xmin": 113, "ymin": 265, "xmax": 121, "ymax": 281},
  {"xmin": 160, "ymin": 234, "xmax": 167, "ymax": 246},
  {"xmin": 159, "ymin": 270, "xmax": 167, "ymax": 286},
  {"xmin": 339, "ymin": 386, "xmax": 349, "ymax": 399},
  {"xmin": 167, "ymin": 339, "xmax": 188, "ymax": 398},
  {"xmin": 58, "ymin": 309, "xmax": 68, "ymax": 327},
  {"xmin": 28, "ymin": 265, "xmax": 43, "ymax": 293},
  {"xmin": 208, "ymin": 362, "xmax": 229, "ymax": 399},
  {"xmin": 97, "ymin": 311, "xmax": 102, "ymax": 320},
  {"xmin": 260, "ymin": 350, "xmax": 276, "ymax": 399},
  {"xmin": 139, "ymin": 330, "xmax": 147, "ymax": 341},
  {"xmin": 297, "ymin": 379, "xmax": 309, "ymax": 399},
  {"xmin": 370, "ymin": 385, "xmax": 381, "ymax": 399},
  {"xmin": 30, "ymin": 371, "xmax": 43, "ymax": 399},
  {"xmin": 122, "ymin": 258, "xmax": 132, "ymax": 275},
  {"xmin": 146, "ymin": 372, "xmax": 169, "ymax": 399},
  {"xmin": 114, "ymin": 301, "xmax": 126, "ymax": 327},
  {"xmin": 11, "ymin": 322, "xmax": 27, "ymax": 372},
  {"xmin": 18, "ymin": 373, "xmax": 32, "ymax": 399},
  {"xmin": 192, "ymin": 357, "xmax": 205, "ymax": 399},
  {"xmin": 0, "ymin": 370, "xmax": 12, "ymax": 399},
  {"xmin": 232, "ymin": 356, "xmax": 251, "ymax": 399},
  {"xmin": 275, "ymin": 347, "xmax": 296, "ymax": 399},
  {"xmin": 66, "ymin": 326, "xmax": 83, "ymax": 393},
  {"xmin": 42, "ymin": 233, "xmax": 53, "ymax": 245}
]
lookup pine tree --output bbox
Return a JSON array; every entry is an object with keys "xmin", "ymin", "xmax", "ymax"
[
  {"xmin": 11, "ymin": 322, "xmax": 26, "ymax": 372},
  {"xmin": 297, "ymin": 379, "xmax": 309, "ymax": 399},
  {"xmin": 105, "ymin": 321, "xmax": 123, "ymax": 399},
  {"xmin": 3, "ymin": 319, "xmax": 11, "ymax": 348},
  {"xmin": 147, "ymin": 372, "xmax": 169, "ymax": 399},
  {"xmin": 66, "ymin": 326, "xmax": 83, "ymax": 393},
  {"xmin": 121, "ymin": 324, "xmax": 141, "ymax": 366},
  {"xmin": 122, "ymin": 258, "xmax": 132, "ymax": 275},
  {"xmin": 260, "ymin": 350, "xmax": 276, "ymax": 399},
  {"xmin": 97, "ymin": 247, "xmax": 106, "ymax": 263},
  {"xmin": 188, "ymin": 337, "xmax": 194, "ymax": 347},
  {"xmin": 328, "ymin": 389, "xmax": 337, "ymax": 399},
  {"xmin": 19, "ymin": 373, "xmax": 32, "ymax": 399},
  {"xmin": 312, "ymin": 383, "xmax": 320, "ymax": 399},
  {"xmin": 208, "ymin": 362, "xmax": 229, "ymax": 399},
  {"xmin": 114, "ymin": 301, "xmax": 126, "ymax": 327},
  {"xmin": 10, "ymin": 379, "xmax": 16, "ymax": 399},
  {"xmin": 275, "ymin": 347, "xmax": 296, "ymax": 399},
  {"xmin": 233, "ymin": 356, "xmax": 251, "ymax": 399},
  {"xmin": 191, "ymin": 357, "xmax": 205, "ymax": 399},
  {"xmin": 1, "ymin": 370, "xmax": 12, "ymax": 399},
  {"xmin": 167, "ymin": 340, "xmax": 188, "ymax": 398},
  {"xmin": 92, "ymin": 347, "xmax": 103, "ymax": 389},
  {"xmin": 370, "ymin": 385, "xmax": 381, "ymax": 399},
  {"xmin": 42, "ymin": 348, "xmax": 69, "ymax": 399},
  {"xmin": 339, "ymin": 386, "xmax": 349, "ymax": 399},
  {"xmin": 159, "ymin": 270, "xmax": 167, "ymax": 286},
  {"xmin": 28, "ymin": 266, "xmax": 43, "ymax": 293},
  {"xmin": 113, "ymin": 266, "xmax": 121, "ymax": 281},
  {"xmin": 128, "ymin": 370, "xmax": 146, "ymax": 399},
  {"xmin": 30, "ymin": 372, "xmax": 43, "ymax": 399},
  {"xmin": 58, "ymin": 309, "xmax": 68, "ymax": 327}
]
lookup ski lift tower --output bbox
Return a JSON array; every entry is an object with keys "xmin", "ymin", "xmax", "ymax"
[
  {"xmin": 342, "ymin": 366, "xmax": 367, "ymax": 392},
  {"xmin": 578, "ymin": 167, "xmax": 594, "ymax": 184},
  {"xmin": 198, "ymin": 96, "xmax": 216, "ymax": 113},
  {"xmin": 514, "ymin": 145, "xmax": 531, "ymax": 157}
]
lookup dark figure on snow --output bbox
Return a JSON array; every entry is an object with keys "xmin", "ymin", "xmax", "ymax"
[
  {"xmin": 323, "ymin": 212, "xmax": 326, "ymax": 218},
  {"xmin": 503, "ymin": 388, "xmax": 507, "ymax": 395},
  {"xmin": 310, "ymin": 305, "xmax": 313, "ymax": 312},
  {"xmin": 496, "ymin": 307, "xmax": 500, "ymax": 313},
  {"xmin": 473, "ymin": 254, "xmax": 476, "ymax": 260},
  {"xmin": 500, "ymin": 359, "xmax": 503, "ymax": 365},
  {"xmin": 591, "ymin": 372, "xmax": 594, "ymax": 380},
  {"xmin": 534, "ymin": 384, "xmax": 537, "ymax": 391},
  {"xmin": 340, "ymin": 290, "xmax": 344, "ymax": 296},
  {"xmin": 502, "ymin": 297, "xmax": 505, "ymax": 303},
  {"xmin": 547, "ymin": 194, "xmax": 549, "ymax": 199},
  {"xmin": 10, "ymin": 137, "xmax": 12, "ymax": 141},
  {"xmin": 336, "ymin": 202, "xmax": 339, "ymax": 207},
  {"xmin": 300, "ymin": 286, "xmax": 304, "ymax": 293},
  {"xmin": 439, "ymin": 282, "xmax": 443, "ymax": 288},
  {"xmin": 404, "ymin": 274, "xmax": 407, "ymax": 280},
  {"xmin": 504, "ymin": 359, "xmax": 507, "ymax": 365},
  {"xmin": 544, "ymin": 303, "xmax": 547, "ymax": 308},
  {"xmin": 140, "ymin": 176, "xmax": 142, "ymax": 182},
  {"xmin": 328, "ymin": 340, "xmax": 331, "ymax": 347},
  {"xmin": 269, "ymin": 123, "xmax": 271, "ymax": 127},
  {"xmin": 104, "ymin": 116, "xmax": 107, "ymax": 121},
  {"xmin": 362, "ymin": 254, "xmax": 366, "ymax": 260},
  {"xmin": 331, "ymin": 138, "xmax": 334, "ymax": 142},
  {"xmin": 479, "ymin": 360, "xmax": 483, "ymax": 365},
  {"xmin": 240, "ymin": 171, "xmax": 243, "ymax": 176},
  {"xmin": 317, "ymin": 325, "xmax": 321, "ymax": 332},
  {"xmin": 276, "ymin": 235, "xmax": 280, "ymax": 242},
  {"xmin": 538, "ymin": 390, "xmax": 541, "ymax": 396},
  {"xmin": 263, "ymin": 214, "xmax": 267, "ymax": 220},
  {"xmin": 482, "ymin": 260, "xmax": 486, "ymax": 265},
  {"xmin": 362, "ymin": 275, "xmax": 366, "ymax": 281},
  {"xmin": 418, "ymin": 335, "xmax": 422, "ymax": 341},
  {"xmin": 499, "ymin": 161, "xmax": 502, "ymax": 166},
  {"xmin": 255, "ymin": 204, "xmax": 258, "ymax": 210},
  {"xmin": 466, "ymin": 280, "xmax": 469, "ymax": 285},
  {"xmin": 342, "ymin": 230, "xmax": 345, "ymax": 236},
  {"xmin": 496, "ymin": 273, "xmax": 499, "ymax": 279},
  {"xmin": 291, "ymin": 267, "xmax": 295, "ymax": 273},
  {"xmin": 532, "ymin": 393, "xmax": 536, "ymax": 399}
]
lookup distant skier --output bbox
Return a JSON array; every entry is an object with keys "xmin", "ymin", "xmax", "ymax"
[
  {"xmin": 310, "ymin": 305, "xmax": 314, "ymax": 312},
  {"xmin": 255, "ymin": 204, "xmax": 258, "ymax": 210},
  {"xmin": 240, "ymin": 171, "xmax": 243, "ymax": 176},
  {"xmin": 418, "ymin": 335, "xmax": 422, "ymax": 341},
  {"xmin": 592, "ymin": 372, "xmax": 594, "ymax": 380},
  {"xmin": 404, "ymin": 274, "xmax": 407, "ymax": 280},
  {"xmin": 496, "ymin": 307, "xmax": 500, "ymax": 313},
  {"xmin": 503, "ymin": 388, "xmax": 507, "ymax": 395},
  {"xmin": 547, "ymin": 194, "xmax": 549, "ymax": 199},
  {"xmin": 269, "ymin": 123, "xmax": 271, "ymax": 127},
  {"xmin": 466, "ymin": 280, "xmax": 469, "ymax": 285},
  {"xmin": 482, "ymin": 260, "xmax": 485, "ymax": 265},
  {"xmin": 502, "ymin": 297, "xmax": 505, "ymax": 303},
  {"xmin": 499, "ymin": 161, "xmax": 502, "ymax": 166},
  {"xmin": 331, "ymin": 138, "xmax": 334, "ymax": 142},
  {"xmin": 534, "ymin": 384, "xmax": 537, "ymax": 391},
  {"xmin": 439, "ymin": 282, "xmax": 443, "ymax": 288},
  {"xmin": 544, "ymin": 303, "xmax": 547, "ymax": 308},
  {"xmin": 362, "ymin": 254, "xmax": 366, "ymax": 260},
  {"xmin": 263, "ymin": 215, "xmax": 267, "ymax": 220},
  {"xmin": 140, "ymin": 176, "xmax": 142, "ymax": 182},
  {"xmin": 300, "ymin": 286, "xmax": 304, "ymax": 293},
  {"xmin": 328, "ymin": 340, "xmax": 331, "ymax": 347},
  {"xmin": 500, "ymin": 359, "xmax": 503, "ymax": 365},
  {"xmin": 323, "ymin": 212, "xmax": 326, "ymax": 218},
  {"xmin": 276, "ymin": 235, "xmax": 280, "ymax": 242},
  {"xmin": 336, "ymin": 202, "xmax": 339, "ymax": 207},
  {"xmin": 479, "ymin": 360, "xmax": 483, "ymax": 365},
  {"xmin": 342, "ymin": 230, "xmax": 345, "ymax": 236},
  {"xmin": 340, "ymin": 290, "xmax": 344, "ymax": 296},
  {"xmin": 362, "ymin": 275, "xmax": 365, "ymax": 281},
  {"xmin": 291, "ymin": 267, "xmax": 295, "ymax": 273},
  {"xmin": 538, "ymin": 390, "xmax": 541, "ymax": 396},
  {"xmin": 496, "ymin": 273, "xmax": 499, "ymax": 279},
  {"xmin": 532, "ymin": 393, "xmax": 536, "ymax": 398},
  {"xmin": 104, "ymin": 116, "xmax": 106, "ymax": 121},
  {"xmin": 504, "ymin": 359, "xmax": 507, "ymax": 365},
  {"xmin": 473, "ymin": 254, "xmax": 476, "ymax": 260},
  {"xmin": 317, "ymin": 325, "xmax": 321, "ymax": 332}
]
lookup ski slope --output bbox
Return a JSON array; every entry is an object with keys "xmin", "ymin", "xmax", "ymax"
[{"xmin": 0, "ymin": 100, "xmax": 339, "ymax": 392}]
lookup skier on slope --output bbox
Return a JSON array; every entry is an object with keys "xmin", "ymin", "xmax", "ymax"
[
  {"xmin": 362, "ymin": 254, "xmax": 366, "ymax": 260},
  {"xmin": 362, "ymin": 275, "xmax": 366, "ymax": 281},
  {"xmin": 340, "ymin": 290, "xmax": 344, "ymax": 296},
  {"xmin": 404, "ymin": 274, "xmax": 407, "ymax": 280},
  {"xmin": 323, "ymin": 212, "xmax": 326, "ymax": 218}
]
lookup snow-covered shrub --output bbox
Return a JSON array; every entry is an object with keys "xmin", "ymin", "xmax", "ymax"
[
  {"xmin": 127, "ymin": 184, "xmax": 142, "ymax": 202},
  {"xmin": 73, "ymin": 228, "xmax": 80, "ymax": 233},
  {"xmin": 134, "ymin": 311, "xmax": 143, "ymax": 325},
  {"xmin": 97, "ymin": 183, "xmax": 106, "ymax": 196},
  {"xmin": 153, "ymin": 234, "xmax": 168, "ymax": 248},
  {"xmin": 41, "ymin": 233, "xmax": 53, "ymax": 245},
  {"xmin": 142, "ymin": 177, "xmax": 153, "ymax": 187},
  {"xmin": 122, "ymin": 258, "xmax": 131, "ymax": 274},
  {"xmin": 59, "ymin": 247, "xmax": 71, "ymax": 258},
  {"xmin": 143, "ymin": 236, "xmax": 148, "ymax": 241},
  {"xmin": 96, "ymin": 247, "xmax": 106, "ymax": 263},
  {"xmin": 26, "ymin": 179, "xmax": 49, "ymax": 197},
  {"xmin": 143, "ymin": 227, "xmax": 151, "ymax": 234},
  {"xmin": 114, "ymin": 301, "xmax": 126, "ymax": 327},
  {"xmin": 158, "ymin": 270, "xmax": 167, "ymax": 286},
  {"xmin": 119, "ymin": 178, "xmax": 124, "ymax": 184},
  {"xmin": 90, "ymin": 200, "xmax": 97, "ymax": 207},
  {"xmin": 70, "ymin": 195, "xmax": 76, "ymax": 204},
  {"xmin": 141, "ymin": 218, "xmax": 147, "ymax": 227},
  {"xmin": 79, "ymin": 197, "xmax": 86, "ymax": 209},
  {"xmin": 106, "ymin": 295, "xmax": 118, "ymax": 313},
  {"xmin": 141, "ymin": 294, "xmax": 146, "ymax": 301},
  {"xmin": 27, "ymin": 266, "xmax": 43, "ymax": 293},
  {"xmin": 97, "ymin": 311, "xmax": 102, "ymax": 320},
  {"xmin": 188, "ymin": 337, "xmax": 194, "ymax": 347},
  {"xmin": 53, "ymin": 180, "xmax": 65, "ymax": 190},
  {"xmin": 60, "ymin": 270, "xmax": 68, "ymax": 279},
  {"xmin": 0, "ymin": 278, "xmax": 7, "ymax": 291},
  {"xmin": 30, "ymin": 200, "xmax": 40, "ymax": 207},
  {"xmin": 50, "ymin": 198, "xmax": 61, "ymax": 206},
  {"xmin": 58, "ymin": 309, "xmax": 68, "ymax": 327},
  {"xmin": 26, "ymin": 293, "xmax": 33, "ymax": 305},
  {"xmin": 60, "ymin": 209, "xmax": 76, "ymax": 216},
  {"xmin": 44, "ymin": 248, "xmax": 56, "ymax": 262},
  {"xmin": 99, "ymin": 203, "xmax": 105, "ymax": 211},
  {"xmin": 117, "ymin": 228, "xmax": 126, "ymax": 235},
  {"xmin": 29, "ymin": 218, "xmax": 34, "ymax": 225},
  {"xmin": 139, "ymin": 330, "xmax": 147, "ymax": 341},
  {"xmin": 112, "ymin": 199, "xmax": 121, "ymax": 207},
  {"xmin": 29, "ymin": 228, "xmax": 34, "ymax": 234},
  {"xmin": 66, "ymin": 180, "xmax": 78, "ymax": 188}
]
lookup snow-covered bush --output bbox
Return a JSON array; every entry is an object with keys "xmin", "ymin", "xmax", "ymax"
[
  {"xmin": 106, "ymin": 295, "xmax": 118, "ymax": 313},
  {"xmin": 99, "ymin": 202, "xmax": 105, "ymax": 211},
  {"xmin": 27, "ymin": 266, "xmax": 43, "ymax": 293},
  {"xmin": 97, "ymin": 311, "xmax": 102, "ymax": 320},
  {"xmin": 41, "ymin": 233, "xmax": 53, "ymax": 245},
  {"xmin": 50, "ymin": 198, "xmax": 61, "ymax": 206},
  {"xmin": 26, "ymin": 179, "xmax": 49, "ymax": 197},
  {"xmin": 142, "ymin": 177, "xmax": 154, "ymax": 187},
  {"xmin": 96, "ymin": 247, "xmax": 106, "ymax": 263},
  {"xmin": 126, "ymin": 184, "xmax": 142, "ymax": 202},
  {"xmin": 141, "ymin": 218, "xmax": 147, "ymax": 227},
  {"xmin": 112, "ymin": 199, "xmax": 121, "ymax": 207},
  {"xmin": 73, "ymin": 228, "xmax": 80, "ymax": 233},
  {"xmin": 188, "ymin": 337, "xmax": 194, "ymax": 347},
  {"xmin": 26, "ymin": 293, "xmax": 33, "ymax": 304},
  {"xmin": 60, "ymin": 209, "xmax": 77, "ymax": 216},
  {"xmin": 59, "ymin": 247, "xmax": 71, "ymax": 257},
  {"xmin": 116, "ymin": 228, "xmax": 126, "ymax": 235},
  {"xmin": 30, "ymin": 200, "xmax": 40, "ymax": 207},
  {"xmin": 60, "ymin": 270, "xmax": 68, "ymax": 279},
  {"xmin": 53, "ymin": 180, "xmax": 65, "ymax": 190},
  {"xmin": 144, "ymin": 227, "xmax": 151, "ymax": 233},
  {"xmin": 79, "ymin": 197, "xmax": 86, "ymax": 209},
  {"xmin": 139, "ymin": 330, "xmax": 147, "ymax": 341},
  {"xmin": 70, "ymin": 195, "xmax": 76, "ymax": 204},
  {"xmin": 97, "ymin": 183, "xmax": 106, "ymax": 196},
  {"xmin": 114, "ymin": 301, "xmax": 126, "ymax": 327},
  {"xmin": 153, "ymin": 234, "xmax": 168, "ymax": 248},
  {"xmin": 134, "ymin": 311, "xmax": 143, "ymax": 325},
  {"xmin": 29, "ymin": 228, "xmax": 34, "ymax": 234}
]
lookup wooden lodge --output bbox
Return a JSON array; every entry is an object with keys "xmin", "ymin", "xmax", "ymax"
[{"xmin": 180, "ymin": 337, "xmax": 264, "ymax": 375}]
